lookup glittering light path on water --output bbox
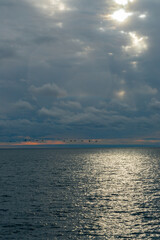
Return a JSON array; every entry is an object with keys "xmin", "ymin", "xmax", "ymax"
[{"xmin": 0, "ymin": 148, "xmax": 159, "ymax": 239}]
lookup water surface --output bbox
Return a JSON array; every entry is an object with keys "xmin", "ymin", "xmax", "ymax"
[{"xmin": 0, "ymin": 147, "xmax": 160, "ymax": 239}]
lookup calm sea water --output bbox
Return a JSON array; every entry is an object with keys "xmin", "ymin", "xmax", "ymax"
[{"xmin": 0, "ymin": 147, "xmax": 160, "ymax": 239}]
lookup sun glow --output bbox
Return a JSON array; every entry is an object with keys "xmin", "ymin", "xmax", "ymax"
[
  {"xmin": 114, "ymin": 0, "xmax": 134, "ymax": 6},
  {"xmin": 116, "ymin": 90, "xmax": 126, "ymax": 98},
  {"xmin": 111, "ymin": 9, "xmax": 133, "ymax": 22}
]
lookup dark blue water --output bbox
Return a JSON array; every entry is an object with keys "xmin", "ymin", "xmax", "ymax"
[{"xmin": 0, "ymin": 147, "xmax": 160, "ymax": 239}]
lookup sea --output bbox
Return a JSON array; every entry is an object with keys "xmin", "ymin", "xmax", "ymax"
[{"xmin": 0, "ymin": 147, "xmax": 160, "ymax": 239}]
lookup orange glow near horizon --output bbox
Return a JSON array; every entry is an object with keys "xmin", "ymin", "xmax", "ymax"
[
  {"xmin": 0, "ymin": 140, "xmax": 66, "ymax": 146},
  {"xmin": 0, "ymin": 138, "xmax": 160, "ymax": 147}
]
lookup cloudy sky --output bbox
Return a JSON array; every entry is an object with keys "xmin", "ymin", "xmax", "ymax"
[{"xmin": 0, "ymin": 0, "xmax": 160, "ymax": 144}]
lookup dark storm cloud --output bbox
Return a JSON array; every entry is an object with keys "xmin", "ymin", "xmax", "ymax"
[{"xmin": 0, "ymin": 0, "xmax": 160, "ymax": 142}]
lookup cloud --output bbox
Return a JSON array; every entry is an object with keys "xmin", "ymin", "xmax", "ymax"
[
  {"xmin": 137, "ymin": 85, "xmax": 158, "ymax": 95},
  {"xmin": 59, "ymin": 100, "xmax": 82, "ymax": 110},
  {"xmin": 30, "ymin": 83, "xmax": 67, "ymax": 98},
  {"xmin": 0, "ymin": 0, "xmax": 160, "ymax": 142},
  {"xmin": 14, "ymin": 100, "xmax": 34, "ymax": 110},
  {"xmin": 0, "ymin": 46, "xmax": 16, "ymax": 60},
  {"xmin": 149, "ymin": 98, "xmax": 160, "ymax": 110},
  {"xmin": 39, "ymin": 107, "xmax": 65, "ymax": 118}
]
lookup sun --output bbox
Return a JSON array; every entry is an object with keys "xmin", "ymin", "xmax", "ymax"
[{"xmin": 111, "ymin": 9, "xmax": 133, "ymax": 22}]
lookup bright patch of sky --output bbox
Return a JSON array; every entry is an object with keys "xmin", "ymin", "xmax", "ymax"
[
  {"xmin": 111, "ymin": 9, "xmax": 133, "ymax": 22},
  {"xmin": 114, "ymin": 0, "xmax": 134, "ymax": 6}
]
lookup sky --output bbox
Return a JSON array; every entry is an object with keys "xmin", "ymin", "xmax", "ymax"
[{"xmin": 0, "ymin": 0, "xmax": 160, "ymax": 145}]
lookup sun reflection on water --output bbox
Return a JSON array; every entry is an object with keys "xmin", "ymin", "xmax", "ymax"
[{"xmin": 78, "ymin": 149, "xmax": 159, "ymax": 238}]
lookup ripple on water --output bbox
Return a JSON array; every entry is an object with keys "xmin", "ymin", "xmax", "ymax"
[{"xmin": 0, "ymin": 148, "xmax": 159, "ymax": 239}]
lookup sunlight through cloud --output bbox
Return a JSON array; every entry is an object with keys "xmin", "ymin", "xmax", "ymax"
[
  {"xmin": 114, "ymin": 0, "xmax": 134, "ymax": 6},
  {"xmin": 123, "ymin": 32, "xmax": 148, "ymax": 55},
  {"xmin": 111, "ymin": 9, "xmax": 133, "ymax": 22},
  {"xmin": 139, "ymin": 14, "xmax": 146, "ymax": 19},
  {"xmin": 76, "ymin": 46, "xmax": 94, "ymax": 57},
  {"xmin": 116, "ymin": 90, "xmax": 126, "ymax": 98},
  {"xmin": 27, "ymin": 0, "xmax": 72, "ymax": 16}
]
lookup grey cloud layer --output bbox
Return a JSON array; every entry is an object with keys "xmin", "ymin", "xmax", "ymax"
[{"xmin": 0, "ymin": 0, "xmax": 160, "ymax": 142}]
